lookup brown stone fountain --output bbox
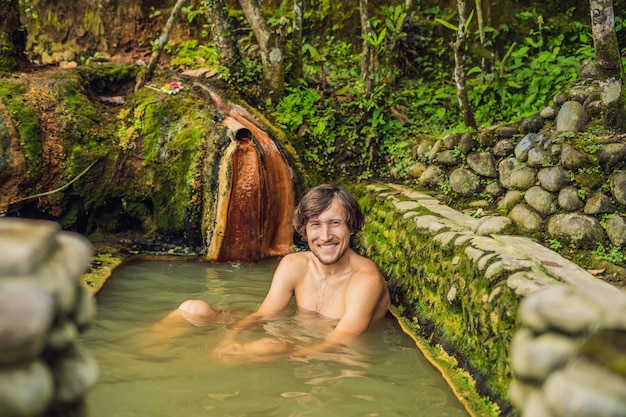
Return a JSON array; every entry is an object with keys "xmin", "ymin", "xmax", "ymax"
[{"xmin": 204, "ymin": 88, "xmax": 295, "ymax": 262}]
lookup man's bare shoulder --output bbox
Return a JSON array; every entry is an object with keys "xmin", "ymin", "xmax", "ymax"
[
  {"xmin": 280, "ymin": 251, "xmax": 311, "ymax": 264},
  {"xmin": 276, "ymin": 252, "xmax": 311, "ymax": 274},
  {"xmin": 349, "ymin": 251, "xmax": 383, "ymax": 277},
  {"xmin": 347, "ymin": 252, "xmax": 388, "ymax": 292}
]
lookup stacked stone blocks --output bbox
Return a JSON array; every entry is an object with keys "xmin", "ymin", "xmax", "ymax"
[
  {"xmin": 510, "ymin": 285, "xmax": 626, "ymax": 417},
  {"xmin": 409, "ymin": 78, "xmax": 626, "ymax": 252},
  {"xmin": 0, "ymin": 218, "xmax": 98, "ymax": 417}
]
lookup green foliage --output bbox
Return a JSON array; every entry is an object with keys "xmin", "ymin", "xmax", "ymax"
[
  {"xmin": 416, "ymin": 7, "xmax": 594, "ymax": 127},
  {"xmin": 592, "ymin": 243, "xmax": 625, "ymax": 264},
  {"xmin": 549, "ymin": 239, "xmax": 563, "ymax": 250},
  {"xmin": 580, "ymin": 133, "xmax": 602, "ymax": 154},
  {"xmin": 167, "ymin": 40, "xmax": 220, "ymax": 69},
  {"xmin": 395, "ymin": 80, "xmax": 457, "ymax": 133},
  {"xmin": 274, "ymin": 86, "xmax": 343, "ymax": 178},
  {"xmin": 226, "ymin": 57, "xmax": 264, "ymax": 100},
  {"xmin": 468, "ymin": 31, "xmax": 592, "ymax": 124},
  {"xmin": 301, "ymin": 36, "xmax": 360, "ymax": 84},
  {"xmin": 182, "ymin": 3, "xmax": 206, "ymax": 24},
  {"xmin": 79, "ymin": 52, "xmax": 108, "ymax": 66},
  {"xmin": 268, "ymin": 5, "xmax": 602, "ymax": 183},
  {"xmin": 479, "ymin": 192, "xmax": 494, "ymax": 204},
  {"xmin": 19, "ymin": 0, "xmax": 38, "ymax": 19},
  {"xmin": 599, "ymin": 213, "xmax": 613, "ymax": 228},
  {"xmin": 273, "ymin": 73, "xmax": 406, "ymax": 180},
  {"xmin": 148, "ymin": 6, "xmax": 161, "ymax": 19},
  {"xmin": 365, "ymin": 5, "xmax": 409, "ymax": 88},
  {"xmin": 438, "ymin": 179, "xmax": 451, "ymax": 196}
]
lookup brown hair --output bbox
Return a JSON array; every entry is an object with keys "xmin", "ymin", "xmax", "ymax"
[{"xmin": 293, "ymin": 184, "xmax": 364, "ymax": 247}]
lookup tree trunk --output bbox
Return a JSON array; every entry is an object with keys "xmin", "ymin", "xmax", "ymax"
[
  {"xmin": 475, "ymin": 0, "xmax": 490, "ymax": 71},
  {"xmin": 590, "ymin": 0, "xmax": 626, "ymax": 131},
  {"xmin": 238, "ymin": 0, "xmax": 285, "ymax": 99},
  {"xmin": 359, "ymin": 0, "xmax": 375, "ymax": 94},
  {"xmin": 134, "ymin": 0, "xmax": 187, "ymax": 92},
  {"xmin": 0, "ymin": 0, "xmax": 29, "ymax": 71},
  {"xmin": 292, "ymin": 0, "xmax": 304, "ymax": 81},
  {"xmin": 453, "ymin": 0, "xmax": 477, "ymax": 129},
  {"xmin": 206, "ymin": 0, "xmax": 242, "ymax": 77}
]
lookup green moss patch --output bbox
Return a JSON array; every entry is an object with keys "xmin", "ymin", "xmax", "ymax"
[
  {"xmin": 0, "ymin": 79, "xmax": 43, "ymax": 179},
  {"xmin": 353, "ymin": 183, "xmax": 517, "ymax": 414}
]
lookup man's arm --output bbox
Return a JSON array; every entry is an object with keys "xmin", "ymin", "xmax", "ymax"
[
  {"xmin": 289, "ymin": 267, "xmax": 389, "ymax": 358},
  {"xmin": 255, "ymin": 253, "xmax": 302, "ymax": 314},
  {"xmin": 218, "ymin": 254, "xmax": 302, "ymax": 348},
  {"xmin": 333, "ymin": 269, "xmax": 388, "ymax": 337}
]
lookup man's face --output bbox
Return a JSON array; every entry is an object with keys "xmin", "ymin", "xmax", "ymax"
[{"xmin": 305, "ymin": 198, "xmax": 352, "ymax": 265}]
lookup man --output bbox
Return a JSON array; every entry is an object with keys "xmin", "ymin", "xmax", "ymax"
[{"xmin": 156, "ymin": 184, "xmax": 390, "ymax": 361}]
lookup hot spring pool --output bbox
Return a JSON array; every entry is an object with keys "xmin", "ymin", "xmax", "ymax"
[{"xmin": 82, "ymin": 258, "xmax": 470, "ymax": 417}]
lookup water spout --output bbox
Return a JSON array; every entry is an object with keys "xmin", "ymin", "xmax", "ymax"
[{"xmin": 204, "ymin": 92, "xmax": 295, "ymax": 262}]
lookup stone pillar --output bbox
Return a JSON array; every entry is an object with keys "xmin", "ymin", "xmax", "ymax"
[
  {"xmin": 510, "ymin": 284, "xmax": 626, "ymax": 417},
  {"xmin": 0, "ymin": 218, "xmax": 98, "ymax": 417}
]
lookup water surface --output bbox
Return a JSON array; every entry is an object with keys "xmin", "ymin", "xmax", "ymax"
[{"xmin": 83, "ymin": 258, "xmax": 470, "ymax": 417}]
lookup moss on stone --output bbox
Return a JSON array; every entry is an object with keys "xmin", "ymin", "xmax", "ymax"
[
  {"xmin": 392, "ymin": 307, "xmax": 501, "ymax": 417},
  {"xmin": 75, "ymin": 64, "xmax": 137, "ymax": 95},
  {"xmin": 0, "ymin": 79, "xmax": 43, "ymax": 179},
  {"xmin": 81, "ymin": 252, "xmax": 124, "ymax": 294},
  {"xmin": 353, "ymin": 183, "xmax": 516, "ymax": 414},
  {"xmin": 52, "ymin": 80, "xmax": 111, "ymax": 177}
]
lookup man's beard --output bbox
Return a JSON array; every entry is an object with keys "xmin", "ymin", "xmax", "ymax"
[{"xmin": 312, "ymin": 245, "xmax": 349, "ymax": 265}]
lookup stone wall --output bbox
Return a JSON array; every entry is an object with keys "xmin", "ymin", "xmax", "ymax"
[
  {"xmin": 0, "ymin": 218, "xmax": 98, "ymax": 417},
  {"xmin": 353, "ymin": 182, "xmax": 624, "ymax": 416},
  {"xmin": 408, "ymin": 65, "xmax": 626, "ymax": 254}
]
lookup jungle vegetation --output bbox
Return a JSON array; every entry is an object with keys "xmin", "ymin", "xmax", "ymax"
[
  {"xmin": 150, "ymin": 0, "xmax": 626, "ymax": 183},
  {"xmin": 1, "ymin": 0, "xmax": 624, "ymax": 184},
  {"xmin": 2, "ymin": 1, "xmax": 626, "ymax": 268}
]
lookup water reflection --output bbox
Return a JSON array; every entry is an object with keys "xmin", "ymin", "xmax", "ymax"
[{"xmin": 83, "ymin": 259, "xmax": 469, "ymax": 417}]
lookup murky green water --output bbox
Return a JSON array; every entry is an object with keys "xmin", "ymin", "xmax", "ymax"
[{"xmin": 82, "ymin": 258, "xmax": 470, "ymax": 417}]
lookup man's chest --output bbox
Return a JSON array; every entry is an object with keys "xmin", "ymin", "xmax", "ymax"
[{"xmin": 294, "ymin": 276, "xmax": 349, "ymax": 319}]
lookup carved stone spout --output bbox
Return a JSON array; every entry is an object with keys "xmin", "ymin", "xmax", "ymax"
[{"xmin": 206, "ymin": 115, "xmax": 295, "ymax": 262}]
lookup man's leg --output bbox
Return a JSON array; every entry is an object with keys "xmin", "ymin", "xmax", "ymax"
[
  {"xmin": 176, "ymin": 299, "xmax": 220, "ymax": 325},
  {"xmin": 149, "ymin": 300, "xmax": 221, "ymax": 343}
]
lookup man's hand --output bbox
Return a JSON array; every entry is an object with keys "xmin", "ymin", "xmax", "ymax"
[{"xmin": 214, "ymin": 337, "xmax": 292, "ymax": 363}]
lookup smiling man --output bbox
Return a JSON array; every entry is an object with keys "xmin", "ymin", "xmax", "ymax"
[
  {"xmin": 214, "ymin": 184, "xmax": 390, "ymax": 361},
  {"xmin": 268, "ymin": 184, "xmax": 390, "ymax": 325},
  {"xmin": 156, "ymin": 184, "xmax": 390, "ymax": 361}
]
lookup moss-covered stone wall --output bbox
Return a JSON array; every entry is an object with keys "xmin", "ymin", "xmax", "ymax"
[{"xmin": 352, "ymin": 182, "xmax": 617, "ymax": 415}]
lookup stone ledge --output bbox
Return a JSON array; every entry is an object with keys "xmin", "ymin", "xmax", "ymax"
[
  {"xmin": 353, "ymin": 182, "xmax": 622, "ymax": 416},
  {"xmin": 371, "ymin": 182, "xmax": 616, "ymax": 293}
]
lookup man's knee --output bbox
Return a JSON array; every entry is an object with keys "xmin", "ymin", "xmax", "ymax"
[{"xmin": 178, "ymin": 299, "xmax": 219, "ymax": 325}]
